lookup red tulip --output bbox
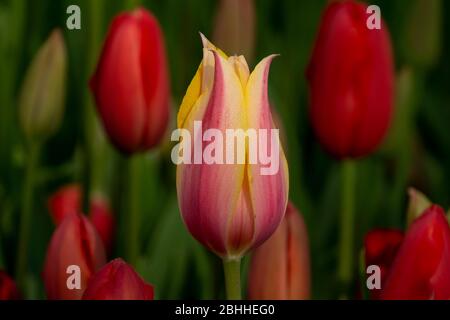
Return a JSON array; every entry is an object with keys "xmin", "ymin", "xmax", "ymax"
[
  {"xmin": 306, "ymin": 0, "xmax": 394, "ymax": 158},
  {"xmin": 364, "ymin": 229, "xmax": 403, "ymax": 299},
  {"xmin": 0, "ymin": 271, "xmax": 20, "ymax": 300},
  {"xmin": 47, "ymin": 184, "xmax": 80, "ymax": 224},
  {"xmin": 381, "ymin": 205, "xmax": 450, "ymax": 299},
  {"xmin": 248, "ymin": 203, "xmax": 310, "ymax": 299},
  {"xmin": 89, "ymin": 196, "xmax": 115, "ymax": 255},
  {"xmin": 82, "ymin": 258, "xmax": 154, "ymax": 300},
  {"xmin": 90, "ymin": 8, "xmax": 170, "ymax": 153},
  {"xmin": 43, "ymin": 214, "xmax": 106, "ymax": 299},
  {"xmin": 47, "ymin": 184, "xmax": 115, "ymax": 254}
]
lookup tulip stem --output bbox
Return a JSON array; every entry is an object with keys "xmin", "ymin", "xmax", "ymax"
[
  {"xmin": 16, "ymin": 141, "xmax": 41, "ymax": 290},
  {"xmin": 338, "ymin": 160, "xmax": 356, "ymax": 298},
  {"xmin": 223, "ymin": 258, "xmax": 242, "ymax": 300},
  {"xmin": 125, "ymin": 155, "xmax": 140, "ymax": 266},
  {"xmin": 82, "ymin": 0, "xmax": 104, "ymax": 214},
  {"xmin": 125, "ymin": 0, "xmax": 141, "ymax": 9}
]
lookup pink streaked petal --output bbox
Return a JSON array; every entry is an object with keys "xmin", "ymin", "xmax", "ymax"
[
  {"xmin": 245, "ymin": 55, "xmax": 289, "ymax": 249},
  {"xmin": 179, "ymin": 49, "xmax": 216, "ymax": 131},
  {"xmin": 225, "ymin": 170, "xmax": 254, "ymax": 257},
  {"xmin": 177, "ymin": 50, "xmax": 246, "ymax": 257}
]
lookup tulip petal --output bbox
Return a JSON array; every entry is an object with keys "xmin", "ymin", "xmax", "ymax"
[
  {"xmin": 82, "ymin": 258, "xmax": 153, "ymax": 300},
  {"xmin": 42, "ymin": 214, "xmax": 106, "ymax": 299},
  {"xmin": 135, "ymin": 9, "xmax": 170, "ymax": 150},
  {"xmin": 200, "ymin": 33, "xmax": 228, "ymax": 58},
  {"xmin": 177, "ymin": 50, "xmax": 247, "ymax": 256},
  {"xmin": 91, "ymin": 14, "xmax": 146, "ymax": 153},
  {"xmin": 248, "ymin": 203, "xmax": 310, "ymax": 299},
  {"xmin": 178, "ymin": 65, "xmax": 203, "ymax": 129},
  {"xmin": 381, "ymin": 205, "xmax": 450, "ymax": 299},
  {"xmin": 245, "ymin": 55, "xmax": 289, "ymax": 248}
]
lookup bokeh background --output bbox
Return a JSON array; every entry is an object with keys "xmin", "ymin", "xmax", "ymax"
[{"xmin": 0, "ymin": 0, "xmax": 449, "ymax": 299}]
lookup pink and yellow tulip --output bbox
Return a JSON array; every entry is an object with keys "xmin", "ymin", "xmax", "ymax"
[{"xmin": 176, "ymin": 35, "xmax": 289, "ymax": 259}]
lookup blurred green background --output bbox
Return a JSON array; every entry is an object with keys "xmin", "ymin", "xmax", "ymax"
[{"xmin": 0, "ymin": 0, "xmax": 449, "ymax": 299}]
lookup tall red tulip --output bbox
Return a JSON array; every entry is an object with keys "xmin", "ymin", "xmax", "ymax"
[
  {"xmin": 381, "ymin": 205, "xmax": 450, "ymax": 300},
  {"xmin": 0, "ymin": 271, "xmax": 20, "ymax": 300},
  {"xmin": 47, "ymin": 184, "xmax": 115, "ymax": 254},
  {"xmin": 248, "ymin": 203, "xmax": 310, "ymax": 299},
  {"xmin": 364, "ymin": 229, "xmax": 403, "ymax": 299},
  {"xmin": 90, "ymin": 8, "xmax": 170, "ymax": 153},
  {"xmin": 306, "ymin": 0, "xmax": 394, "ymax": 158},
  {"xmin": 42, "ymin": 214, "xmax": 106, "ymax": 299},
  {"xmin": 82, "ymin": 258, "xmax": 154, "ymax": 300}
]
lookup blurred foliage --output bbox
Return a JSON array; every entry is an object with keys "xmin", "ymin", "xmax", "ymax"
[{"xmin": 0, "ymin": 0, "xmax": 449, "ymax": 299}]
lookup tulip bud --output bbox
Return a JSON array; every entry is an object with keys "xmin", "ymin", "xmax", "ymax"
[
  {"xmin": 406, "ymin": 187, "xmax": 431, "ymax": 226},
  {"xmin": 364, "ymin": 229, "xmax": 403, "ymax": 299},
  {"xmin": 19, "ymin": 29, "xmax": 66, "ymax": 141},
  {"xmin": 43, "ymin": 214, "xmax": 106, "ymax": 299},
  {"xmin": 0, "ymin": 271, "xmax": 20, "ymax": 300},
  {"xmin": 213, "ymin": 0, "xmax": 256, "ymax": 61},
  {"xmin": 82, "ymin": 258, "xmax": 154, "ymax": 300},
  {"xmin": 90, "ymin": 8, "xmax": 170, "ymax": 153},
  {"xmin": 248, "ymin": 203, "xmax": 310, "ymax": 299},
  {"xmin": 404, "ymin": 0, "xmax": 442, "ymax": 68},
  {"xmin": 306, "ymin": 1, "xmax": 394, "ymax": 158},
  {"xmin": 176, "ymin": 35, "xmax": 289, "ymax": 258},
  {"xmin": 47, "ymin": 184, "xmax": 81, "ymax": 225},
  {"xmin": 47, "ymin": 184, "xmax": 115, "ymax": 254},
  {"xmin": 381, "ymin": 205, "xmax": 450, "ymax": 299}
]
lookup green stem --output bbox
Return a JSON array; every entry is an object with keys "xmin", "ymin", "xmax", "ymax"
[
  {"xmin": 223, "ymin": 258, "xmax": 242, "ymax": 300},
  {"xmin": 125, "ymin": 155, "xmax": 140, "ymax": 265},
  {"xmin": 125, "ymin": 0, "xmax": 141, "ymax": 9},
  {"xmin": 82, "ymin": 0, "xmax": 104, "ymax": 213},
  {"xmin": 338, "ymin": 160, "xmax": 356, "ymax": 298},
  {"xmin": 16, "ymin": 142, "xmax": 41, "ymax": 289}
]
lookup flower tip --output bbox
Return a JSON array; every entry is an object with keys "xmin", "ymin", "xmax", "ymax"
[
  {"xmin": 111, "ymin": 257, "xmax": 126, "ymax": 265},
  {"xmin": 50, "ymin": 28, "xmax": 63, "ymax": 42},
  {"xmin": 267, "ymin": 53, "xmax": 280, "ymax": 63},
  {"xmin": 407, "ymin": 187, "xmax": 418, "ymax": 198},
  {"xmin": 131, "ymin": 6, "xmax": 146, "ymax": 17},
  {"xmin": 199, "ymin": 32, "xmax": 212, "ymax": 48}
]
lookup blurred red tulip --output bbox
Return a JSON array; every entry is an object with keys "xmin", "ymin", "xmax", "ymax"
[
  {"xmin": 47, "ymin": 184, "xmax": 80, "ymax": 224},
  {"xmin": 42, "ymin": 214, "xmax": 106, "ymax": 299},
  {"xmin": 364, "ymin": 229, "xmax": 404, "ymax": 299},
  {"xmin": 248, "ymin": 203, "xmax": 310, "ymax": 299},
  {"xmin": 89, "ymin": 196, "xmax": 115, "ymax": 255},
  {"xmin": 0, "ymin": 271, "xmax": 20, "ymax": 300},
  {"xmin": 306, "ymin": 0, "xmax": 394, "ymax": 158},
  {"xmin": 381, "ymin": 205, "xmax": 450, "ymax": 299},
  {"xmin": 82, "ymin": 258, "xmax": 154, "ymax": 300},
  {"xmin": 47, "ymin": 185, "xmax": 115, "ymax": 254},
  {"xmin": 90, "ymin": 8, "xmax": 170, "ymax": 153}
]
